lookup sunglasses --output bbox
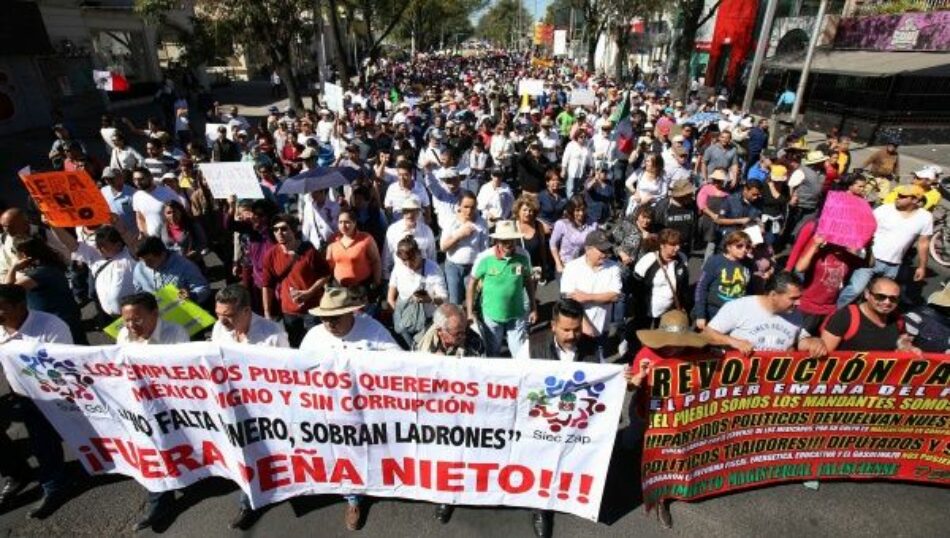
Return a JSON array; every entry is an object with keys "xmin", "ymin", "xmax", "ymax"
[
  {"xmin": 869, "ymin": 292, "xmax": 899, "ymax": 303},
  {"xmin": 896, "ymin": 194, "xmax": 920, "ymax": 200}
]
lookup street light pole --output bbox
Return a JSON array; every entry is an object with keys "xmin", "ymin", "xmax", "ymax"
[
  {"xmin": 741, "ymin": 0, "xmax": 780, "ymax": 114},
  {"xmin": 789, "ymin": 0, "xmax": 829, "ymax": 123}
]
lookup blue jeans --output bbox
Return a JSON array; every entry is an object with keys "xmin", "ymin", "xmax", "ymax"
[
  {"xmin": 482, "ymin": 316, "xmax": 527, "ymax": 358},
  {"xmin": 566, "ymin": 175, "xmax": 583, "ymax": 197},
  {"xmin": 443, "ymin": 260, "xmax": 472, "ymax": 306},
  {"xmin": 836, "ymin": 259, "xmax": 900, "ymax": 308}
]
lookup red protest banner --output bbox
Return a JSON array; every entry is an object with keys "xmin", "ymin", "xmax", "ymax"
[
  {"xmin": 18, "ymin": 169, "xmax": 111, "ymax": 227},
  {"xmin": 633, "ymin": 350, "xmax": 950, "ymax": 507}
]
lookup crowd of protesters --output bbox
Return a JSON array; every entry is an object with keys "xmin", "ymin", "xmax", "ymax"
[{"xmin": 1, "ymin": 49, "xmax": 948, "ymax": 536}]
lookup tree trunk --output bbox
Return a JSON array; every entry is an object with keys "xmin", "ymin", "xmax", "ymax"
[
  {"xmin": 586, "ymin": 34, "xmax": 597, "ymax": 73},
  {"xmin": 614, "ymin": 29, "xmax": 629, "ymax": 82},
  {"xmin": 327, "ymin": 0, "xmax": 353, "ymax": 87},
  {"xmin": 671, "ymin": 6, "xmax": 702, "ymax": 100},
  {"xmin": 277, "ymin": 62, "xmax": 305, "ymax": 112}
]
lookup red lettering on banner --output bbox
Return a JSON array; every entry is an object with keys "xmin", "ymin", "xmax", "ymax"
[
  {"xmin": 291, "ymin": 451, "xmax": 328, "ymax": 483},
  {"xmin": 498, "ymin": 465, "xmax": 534, "ymax": 494},
  {"xmin": 203, "ymin": 441, "xmax": 227, "ymax": 469},
  {"xmin": 435, "ymin": 461, "xmax": 465, "ymax": 492},
  {"xmin": 159, "ymin": 444, "xmax": 200, "ymax": 477},
  {"xmin": 258, "ymin": 455, "xmax": 291, "ymax": 491},
  {"xmin": 138, "ymin": 448, "xmax": 163, "ymax": 478},
  {"xmin": 329, "ymin": 458, "xmax": 364, "ymax": 485},
  {"xmin": 469, "ymin": 462, "xmax": 500, "ymax": 492}
]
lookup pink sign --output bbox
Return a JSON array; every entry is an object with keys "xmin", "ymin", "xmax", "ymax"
[{"xmin": 816, "ymin": 191, "xmax": 876, "ymax": 250}]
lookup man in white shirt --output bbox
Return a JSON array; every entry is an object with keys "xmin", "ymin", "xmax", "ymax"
[
  {"xmin": 384, "ymin": 160, "xmax": 431, "ymax": 223},
  {"xmin": 300, "ymin": 188, "xmax": 341, "ymax": 250},
  {"xmin": 117, "ymin": 292, "xmax": 189, "ymax": 345},
  {"xmin": 837, "ymin": 185, "xmax": 933, "ymax": 307},
  {"xmin": 382, "ymin": 197, "xmax": 437, "ymax": 277},
  {"xmin": 424, "ymin": 166, "xmax": 464, "ymax": 232},
  {"xmin": 0, "ymin": 284, "xmax": 71, "ymax": 519},
  {"xmin": 703, "ymin": 271, "xmax": 827, "ymax": 357},
  {"xmin": 211, "ymin": 284, "xmax": 289, "ymax": 347},
  {"xmin": 115, "ymin": 292, "xmax": 190, "ymax": 531},
  {"xmin": 208, "ymin": 284, "xmax": 287, "ymax": 530},
  {"xmin": 477, "ymin": 168, "xmax": 514, "ymax": 225},
  {"xmin": 300, "ymin": 287, "xmax": 400, "ymax": 531},
  {"xmin": 48, "ymin": 223, "xmax": 136, "ymax": 317},
  {"xmin": 559, "ymin": 230, "xmax": 622, "ymax": 351},
  {"xmin": 131, "ymin": 168, "xmax": 184, "ymax": 237}
]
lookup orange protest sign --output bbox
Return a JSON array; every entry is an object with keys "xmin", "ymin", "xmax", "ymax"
[{"xmin": 18, "ymin": 169, "xmax": 111, "ymax": 227}]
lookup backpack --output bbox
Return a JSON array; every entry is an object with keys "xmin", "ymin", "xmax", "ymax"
[{"xmin": 822, "ymin": 304, "xmax": 904, "ymax": 342}]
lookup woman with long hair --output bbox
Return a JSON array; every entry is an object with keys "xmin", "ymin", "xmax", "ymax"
[
  {"xmin": 625, "ymin": 152, "xmax": 667, "ymax": 216},
  {"xmin": 633, "ymin": 228, "xmax": 690, "ymax": 329},
  {"xmin": 6, "ymin": 236, "xmax": 87, "ymax": 344},
  {"xmin": 692, "ymin": 230, "xmax": 753, "ymax": 330},
  {"xmin": 513, "ymin": 195, "xmax": 552, "ymax": 281},
  {"xmin": 160, "ymin": 200, "xmax": 208, "ymax": 267},
  {"xmin": 549, "ymin": 194, "xmax": 597, "ymax": 274}
]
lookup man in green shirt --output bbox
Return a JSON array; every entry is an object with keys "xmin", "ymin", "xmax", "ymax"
[
  {"xmin": 467, "ymin": 221, "xmax": 537, "ymax": 357},
  {"xmin": 556, "ymin": 105, "xmax": 576, "ymax": 138}
]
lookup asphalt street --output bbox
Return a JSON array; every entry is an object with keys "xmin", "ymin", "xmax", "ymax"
[{"xmin": 0, "ymin": 82, "xmax": 948, "ymax": 537}]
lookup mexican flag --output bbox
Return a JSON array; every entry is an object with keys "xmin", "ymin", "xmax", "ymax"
[
  {"xmin": 610, "ymin": 91, "xmax": 634, "ymax": 155},
  {"xmin": 93, "ymin": 70, "xmax": 130, "ymax": 92}
]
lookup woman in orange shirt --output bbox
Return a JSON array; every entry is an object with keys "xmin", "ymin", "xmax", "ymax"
[{"xmin": 326, "ymin": 208, "xmax": 382, "ymax": 298}]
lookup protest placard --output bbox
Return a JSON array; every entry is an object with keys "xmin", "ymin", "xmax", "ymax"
[
  {"xmin": 634, "ymin": 350, "xmax": 950, "ymax": 508},
  {"xmin": 0, "ymin": 342, "xmax": 625, "ymax": 520},
  {"xmin": 553, "ymin": 30, "xmax": 568, "ymax": 56},
  {"xmin": 518, "ymin": 78, "xmax": 546, "ymax": 96},
  {"xmin": 570, "ymin": 89, "xmax": 596, "ymax": 107},
  {"xmin": 197, "ymin": 162, "xmax": 265, "ymax": 199},
  {"xmin": 18, "ymin": 169, "xmax": 111, "ymax": 227},
  {"xmin": 816, "ymin": 191, "xmax": 876, "ymax": 249},
  {"xmin": 324, "ymin": 82, "xmax": 344, "ymax": 114},
  {"xmin": 103, "ymin": 284, "xmax": 215, "ymax": 339}
]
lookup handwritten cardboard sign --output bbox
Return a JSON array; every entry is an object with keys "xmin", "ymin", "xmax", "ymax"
[
  {"xmin": 518, "ymin": 78, "xmax": 546, "ymax": 96},
  {"xmin": 570, "ymin": 89, "xmax": 596, "ymax": 107},
  {"xmin": 197, "ymin": 162, "xmax": 265, "ymax": 199},
  {"xmin": 18, "ymin": 169, "xmax": 111, "ymax": 227},
  {"xmin": 816, "ymin": 191, "xmax": 876, "ymax": 249}
]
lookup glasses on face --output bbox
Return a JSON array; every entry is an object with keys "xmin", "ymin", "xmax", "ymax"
[{"xmin": 870, "ymin": 292, "xmax": 899, "ymax": 303}]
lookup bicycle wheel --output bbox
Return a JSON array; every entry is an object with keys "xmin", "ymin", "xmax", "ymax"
[{"xmin": 930, "ymin": 228, "xmax": 950, "ymax": 267}]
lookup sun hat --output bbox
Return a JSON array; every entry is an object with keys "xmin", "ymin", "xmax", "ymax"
[
  {"xmin": 893, "ymin": 184, "xmax": 925, "ymax": 199},
  {"xmin": 709, "ymin": 169, "xmax": 729, "ymax": 182},
  {"xmin": 309, "ymin": 287, "xmax": 365, "ymax": 317},
  {"xmin": 803, "ymin": 150, "xmax": 828, "ymax": 165},
  {"xmin": 669, "ymin": 178, "xmax": 696, "ymax": 197},
  {"xmin": 913, "ymin": 168, "xmax": 937, "ymax": 181},
  {"xmin": 490, "ymin": 220, "xmax": 524, "ymax": 240},
  {"xmin": 401, "ymin": 196, "xmax": 422, "ymax": 211},
  {"xmin": 636, "ymin": 310, "xmax": 708, "ymax": 349}
]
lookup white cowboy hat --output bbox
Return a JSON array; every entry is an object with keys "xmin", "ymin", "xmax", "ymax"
[
  {"xmin": 309, "ymin": 287, "xmax": 365, "ymax": 317},
  {"xmin": 490, "ymin": 220, "xmax": 524, "ymax": 240}
]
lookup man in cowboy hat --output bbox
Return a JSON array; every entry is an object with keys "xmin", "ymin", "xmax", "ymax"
[
  {"xmin": 300, "ymin": 287, "xmax": 400, "ymax": 531},
  {"xmin": 788, "ymin": 150, "xmax": 827, "ymax": 233},
  {"xmin": 628, "ymin": 309, "xmax": 711, "ymax": 528},
  {"xmin": 652, "ymin": 175, "xmax": 698, "ymax": 250},
  {"xmin": 467, "ymin": 220, "xmax": 537, "ymax": 358}
]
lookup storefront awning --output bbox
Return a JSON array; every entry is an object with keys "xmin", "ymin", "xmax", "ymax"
[{"xmin": 765, "ymin": 49, "xmax": 950, "ymax": 77}]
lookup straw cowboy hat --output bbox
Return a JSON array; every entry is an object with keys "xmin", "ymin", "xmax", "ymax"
[
  {"xmin": 709, "ymin": 169, "xmax": 729, "ymax": 182},
  {"xmin": 309, "ymin": 287, "xmax": 365, "ymax": 317},
  {"xmin": 401, "ymin": 196, "xmax": 422, "ymax": 211},
  {"xmin": 803, "ymin": 150, "xmax": 828, "ymax": 165},
  {"xmin": 636, "ymin": 310, "xmax": 708, "ymax": 349},
  {"xmin": 490, "ymin": 220, "xmax": 524, "ymax": 240}
]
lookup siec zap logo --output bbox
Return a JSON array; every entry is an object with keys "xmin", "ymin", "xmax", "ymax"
[
  {"xmin": 527, "ymin": 370, "xmax": 607, "ymax": 433},
  {"xmin": 18, "ymin": 348, "xmax": 96, "ymax": 405}
]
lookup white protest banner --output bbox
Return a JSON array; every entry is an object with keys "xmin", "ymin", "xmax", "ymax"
[
  {"xmin": 518, "ymin": 78, "xmax": 546, "ymax": 96},
  {"xmin": 553, "ymin": 30, "xmax": 568, "ymax": 56},
  {"xmin": 197, "ymin": 162, "xmax": 265, "ymax": 199},
  {"xmin": 0, "ymin": 342, "xmax": 624, "ymax": 520},
  {"xmin": 324, "ymin": 82, "xmax": 345, "ymax": 115},
  {"xmin": 570, "ymin": 89, "xmax": 596, "ymax": 107}
]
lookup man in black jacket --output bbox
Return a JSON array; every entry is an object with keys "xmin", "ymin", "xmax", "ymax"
[
  {"xmin": 515, "ymin": 298, "xmax": 599, "ymax": 538},
  {"xmin": 517, "ymin": 140, "xmax": 551, "ymax": 195}
]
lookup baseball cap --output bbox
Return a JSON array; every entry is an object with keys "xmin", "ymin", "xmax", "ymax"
[{"xmin": 913, "ymin": 168, "xmax": 937, "ymax": 181}]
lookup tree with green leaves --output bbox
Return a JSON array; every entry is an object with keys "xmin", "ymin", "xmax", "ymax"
[
  {"xmin": 604, "ymin": 0, "xmax": 665, "ymax": 81},
  {"xmin": 475, "ymin": 0, "xmax": 533, "ymax": 49},
  {"xmin": 669, "ymin": 0, "xmax": 723, "ymax": 99},
  {"xmin": 400, "ymin": 0, "xmax": 485, "ymax": 52},
  {"xmin": 137, "ymin": 0, "xmax": 315, "ymax": 110}
]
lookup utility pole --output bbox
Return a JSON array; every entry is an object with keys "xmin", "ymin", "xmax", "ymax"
[
  {"xmin": 790, "ymin": 0, "xmax": 828, "ymax": 123},
  {"xmin": 741, "ymin": 0, "xmax": 779, "ymax": 114}
]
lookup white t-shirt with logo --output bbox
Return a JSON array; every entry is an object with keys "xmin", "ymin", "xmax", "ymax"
[
  {"xmin": 871, "ymin": 204, "xmax": 934, "ymax": 264},
  {"xmin": 708, "ymin": 296, "xmax": 808, "ymax": 351}
]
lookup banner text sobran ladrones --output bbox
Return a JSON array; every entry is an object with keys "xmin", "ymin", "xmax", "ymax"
[{"xmin": 0, "ymin": 342, "xmax": 625, "ymax": 520}]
